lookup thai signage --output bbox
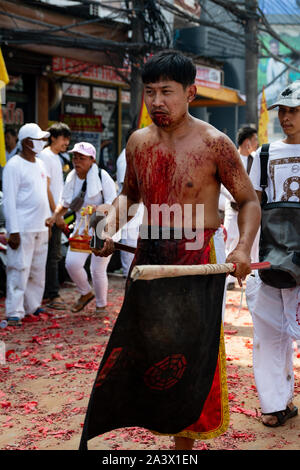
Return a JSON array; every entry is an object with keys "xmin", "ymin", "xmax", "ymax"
[
  {"xmin": 53, "ymin": 57, "xmax": 129, "ymax": 85},
  {"xmin": 195, "ymin": 65, "xmax": 221, "ymax": 89}
]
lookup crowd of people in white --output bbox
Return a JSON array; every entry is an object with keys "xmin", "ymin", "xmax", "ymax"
[{"xmin": 2, "ymin": 122, "xmax": 143, "ymax": 326}]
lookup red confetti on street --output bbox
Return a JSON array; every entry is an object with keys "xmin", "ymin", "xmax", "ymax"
[{"xmin": 0, "ymin": 277, "xmax": 300, "ymax": 450}]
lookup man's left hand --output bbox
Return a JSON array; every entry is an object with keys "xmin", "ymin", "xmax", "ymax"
[{"xmin": 226, "ymin": 248, "xmax": 251, "ymax": 286}]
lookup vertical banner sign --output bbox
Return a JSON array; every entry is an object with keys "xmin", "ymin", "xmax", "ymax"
[
  {"xmin": 258, "ymin": 86, "xmax": 269, "ymax": 146},
  {"xmin": 0, "ymin": 48, "xmax": 9, "ymax": 167}
]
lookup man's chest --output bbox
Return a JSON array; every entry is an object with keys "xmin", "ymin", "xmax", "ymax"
[
  {"xmin": 19, "ymin": 165, "xmax": 47, "ymax": 193},
  {"xmin": 133, "ymin": 146, "xmax": 211, "ymax": 201}
]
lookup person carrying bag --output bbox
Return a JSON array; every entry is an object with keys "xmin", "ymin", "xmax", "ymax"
[
  {"xmin": 246, "ymin": 80, "xmax": 300, "ymax": 428},
  {"xmin": 258, "ymin": 143, "xmax": 300, "ymax": 288}
]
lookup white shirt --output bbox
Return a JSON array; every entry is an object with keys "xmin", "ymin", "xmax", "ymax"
[
  {"xmin": 5, "ymin": 146, "xmax": 18, "ymax": 162},
  {"xmin": 3, "ymin": 154, "xmax": 51, "ymax": 234},
  {"xmin": 38, "ymin": 147, "xmax": 64, "ymax": 207},
  {"xmin": 115, "ymin": 148, "xmax": 144, "ymax": 237},
  {"xmin": 250, "ymin": 140, "xmax": 300, "ymax": 203},
  {"xmin": 240, "ymin": 153, "xmax": 249, "ymax": 170},
  {"xmin": 116, "ymin": 148, "xmax": 126, "ymax": 194}
]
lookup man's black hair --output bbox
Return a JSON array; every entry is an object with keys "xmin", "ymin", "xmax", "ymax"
[
  {"xmin": 4, "ymin": 127, "xmax": 17, "ymax": 137},
  {"xmin": 47, "ymin": 122, "xmax": 71, "ymax": 143},
  {"xmin": 237, "ymin": 126, "xmax": 257, "ymax": 147},
  {"xmin": 141, "ymin": 50, "xmax": 196, "ymax": 88}
]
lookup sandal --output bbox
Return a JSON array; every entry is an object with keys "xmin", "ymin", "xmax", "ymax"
[
  {"xmin": 30, "ymin": 307, "xmax": 47, "ymax": 317},
  {"xmin": 7, "ymin": 316, "xmax": 22, "ymax": 327},
  {"xmin": 262, "ymin": 405, "xmax": 298, "ymax": 427},
  {"xmin": 46, "ymin": 298, "xmax": 67, "ymax": 310},
  {"xmin": 95, "ymin": 306, "xmax": 107, "ymax": 316},
  {"xmin": 71, "ymin": 292, "xmax": 95, "ymax": 313}
]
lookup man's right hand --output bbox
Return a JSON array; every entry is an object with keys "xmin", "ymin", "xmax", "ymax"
[
  {"xmin": 91, "ymin": 237, "xmax": 115, "ymax": 257},
  {"xmin": 55, "ymin": 215, "xmax": 67, "ymax": 230},
  {"xmin": 45, "ymin": 215, "xmax": 56, "ymax": 228},
  {"xmin": 8, "ymin": 232, "xmax": 21, "ymax": 250}
]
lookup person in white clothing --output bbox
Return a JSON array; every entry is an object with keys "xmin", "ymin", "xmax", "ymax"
[
  {"xmin": 116, "ymin": 146, "xmax": 144, "ymax": 277},
  {"xmin": 47, "ymin": 142, "xmax": 117, "ymax": 315},
  {"xmin": 247, "ymin": 80, "xmax": 300, "ymax": 427},
  {"xmin": 3, "ymin": 123, "xmax": 51, "ymax": 326},
  {"xmin": 224, "ymin": 126, "xmax": 259, "ymax": 290},
  {"xmin": 38, "ymin": 122, "xmax": 71, "ymax": 309}
]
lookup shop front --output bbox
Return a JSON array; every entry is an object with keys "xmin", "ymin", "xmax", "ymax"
[
  {"xmin": 1, "ymin": 48, "xmax": 47, "ymax": 132},
  {"xmin": 50, "ymin": 57, "xmax": 131, "ymax": 177}
]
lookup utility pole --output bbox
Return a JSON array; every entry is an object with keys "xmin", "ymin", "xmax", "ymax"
[
  {"xmin": 244, "ymin": 0, "xmax": 259, "ymax": 126},
  {"xmin": 130, "ymin": 0, "xmax": 145, "ymax": 128}
]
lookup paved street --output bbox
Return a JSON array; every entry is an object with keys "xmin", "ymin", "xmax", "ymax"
[{"xmin": 0, "ymin": 274, "xmax": 300, "ymax": 451}]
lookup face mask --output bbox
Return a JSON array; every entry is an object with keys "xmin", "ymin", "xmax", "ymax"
[{"xmin": 30, "ymin": 139, "xmax": 46, "ymax": 154}]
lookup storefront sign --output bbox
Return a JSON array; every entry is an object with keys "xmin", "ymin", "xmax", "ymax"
[
  {"xmin": 70, "ymin": 131, "xmax": 101, "ymax": 164},
  {"xmin": 60, "ymin": 114, "xmax": 102, "ymax": 132},
  {"xmin": 121, "ymin": 90, "xmax": 131, "ymax": 104},
  {"xmin": 195, "ymin": 66, "xmax": 221, "ymax": 89},
  {"xmin": 93, "ymin": 86, "xmax": 117, "ymax": 102},
  {"xmin": 64, "ymin": 102, "xmax": 88, "ymax": 115},
  {"xmin": 53, "ymin": 57, "xmax": 129, "ymax": 85},
  {"xmin": 60, "ymin": 114, "xmax": 102, "ymax": 164},
  {"xmin": 62, "ymin": 82, "xmax": 90, "ymax": 99},
  {"xmin": 2, "ymin": 101, "xmax": 24, "ymax": 125}
]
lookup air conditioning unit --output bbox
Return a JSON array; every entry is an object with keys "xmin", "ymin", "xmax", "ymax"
[
  {"xmin": 89, "ymin": 1, "xmax": 128, "ymax": 21},
  {"xmin": 89, "ymin": 4, "xmax": 101, "ymax": 17}
]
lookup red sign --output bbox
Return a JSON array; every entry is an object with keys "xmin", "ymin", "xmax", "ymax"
[
  {"xmin": 53, "ymin": 57, "xmax": 130, "ymax": 85},
  {"xmin": 195, "ymin": 66, "xmax": 221, "ymax": 89},
  {"xmin": 2, "ymin": 102, "xmax": 24, "ymax": 125}
]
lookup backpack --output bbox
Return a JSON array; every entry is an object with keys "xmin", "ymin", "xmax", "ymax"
[{"xmin": 258, "ymin": 143, "xmax": 300, "ymax": 288}]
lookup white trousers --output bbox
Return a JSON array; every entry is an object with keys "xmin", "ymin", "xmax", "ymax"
[
  {"xmin": 224, "ymin": 206, "xmax": 260, "ymax": 284},
  {"xmin": 65, "ymin": 248, "xmax": 111, "ymax": 307},
  {"xmin": 213, "ymin": 227, "xmax": 227, "ymax": 322},
  {"xmin": 246, "ymin": 274, "xmax": 300, "ymax": 413},
  {"xmin": 120, "ymin": 205, "xmax": 143, "ymax": 277},
  {"xmin": 6, "ymin": 231, "xmax": 48, "ymax": 319},
  {"xmin": 120, "ymin": 227, "xmax": 138, "ymax": 277},
  {"xmin": 120, "ymin": 250, "xmax": 135, "ymax": 278}
]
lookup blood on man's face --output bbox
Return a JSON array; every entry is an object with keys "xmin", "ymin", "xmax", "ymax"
[{"xmin": 144, "ymin": 80, "xmax": 195, "ymax": 128}]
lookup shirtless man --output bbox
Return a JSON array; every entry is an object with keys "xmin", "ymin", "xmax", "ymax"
[{"xmin": 93, "ymin": 51, "xmax": 261, "ymax": 450}]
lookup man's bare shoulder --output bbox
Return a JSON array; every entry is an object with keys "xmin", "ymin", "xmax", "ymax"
[
  {"xmin": 193, "ymin": 118, "xmax": 235, "ymax": 148},
  {"xmin": 188, "ymin": 118, "xmax": 237, "ymax": 164},
  {"xmin": 127, "ymin": 126, "xmax": 155, "ymax": 148}
]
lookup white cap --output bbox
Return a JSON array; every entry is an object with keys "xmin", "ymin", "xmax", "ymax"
[
  {"xmin": 18, "ymin": 123, "xmax": 50, "ymax": 142},
  {"xmin": 69, "ymin": 142, "xmax": 96, "ymax": 160}
]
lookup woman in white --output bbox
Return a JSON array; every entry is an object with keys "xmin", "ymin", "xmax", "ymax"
[{"xmin": 47, "ymin": 142, "xmax": 116, "ymax": 315}]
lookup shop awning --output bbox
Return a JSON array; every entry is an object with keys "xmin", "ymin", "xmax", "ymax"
[{"xmin": 190, "ymin": 85, "xmax": 246, "ymax": 107}]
